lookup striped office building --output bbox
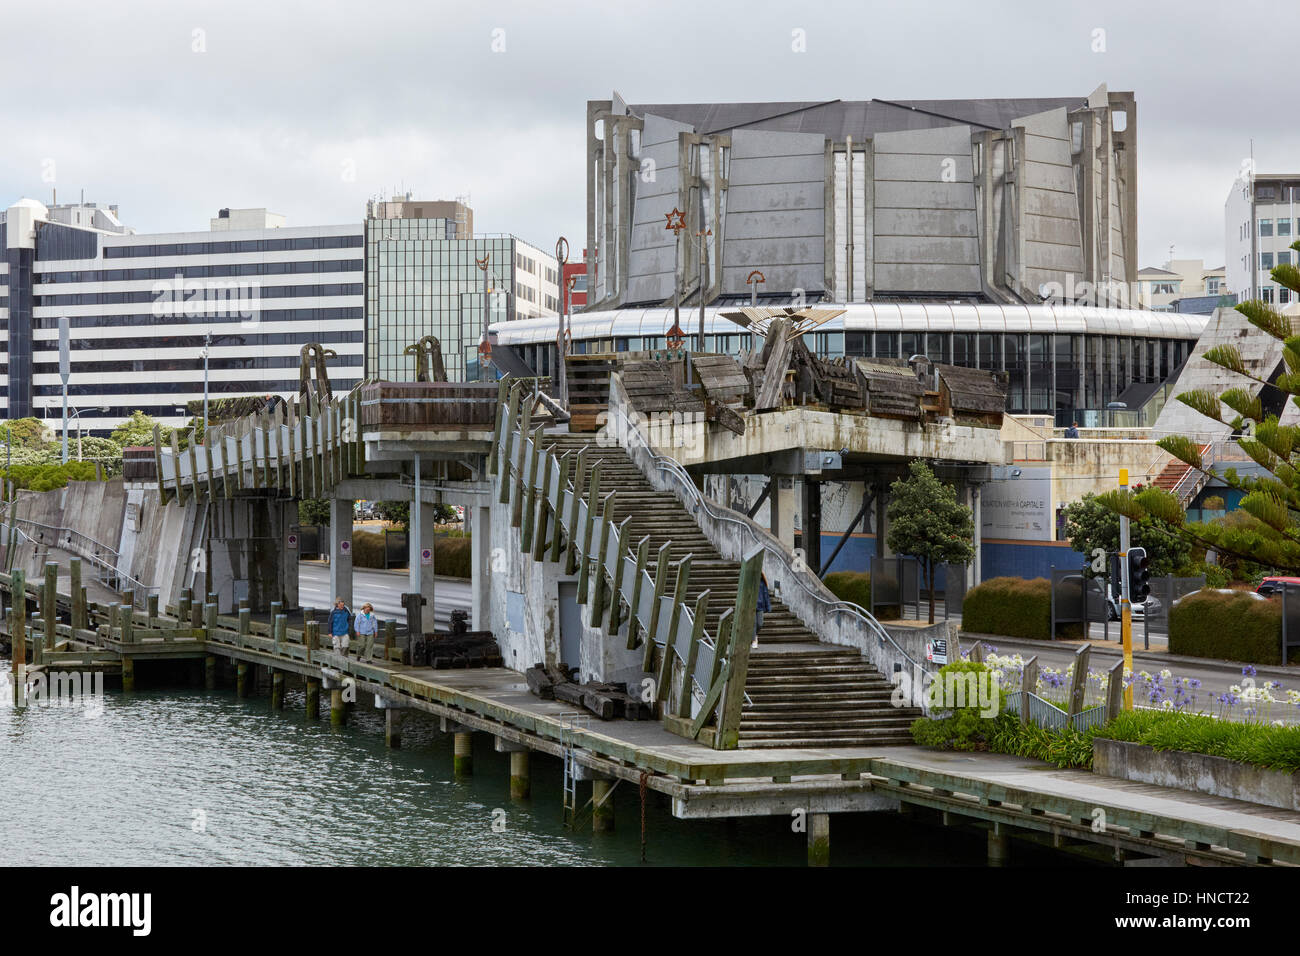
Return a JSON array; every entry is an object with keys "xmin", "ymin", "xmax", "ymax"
[{"xmin": 0, "ymin": 199, "xmax": 363, "ymax": 434}]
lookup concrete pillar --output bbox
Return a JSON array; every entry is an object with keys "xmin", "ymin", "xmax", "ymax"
[
  {"xmin": 385, "ymin": 707, "xmax": 402, "ymax": 749},
  {"xmin": 988, "ymin": 826, "xmax": 1009, "ymax": 867},
  {"xmin": 329, "ymin": 497, "xmax": 353, "ymax": 610},
  {"xmin": 509, "ymin": 750, "xmax": 530, "ymax": 800},
  {"xmin": 453, "ymin": 731, "xmax": 473, "ymax": 775},
  {"xmin": 971, "ymin": 485, "xmax": 983, "ymax": 585},
  {"xmin": 592, "ymin": 777, "xmax": 615, "ymax": 832},
  {"xmin": 204, "ymin": 655, "xmax": 216, "ymax": 690},
  {"xmin": 771, "ymin": 477, "xmax": 796, "ymax": 553},
  {"xmin": 471, "ymin": 504, "xmax": 491, "ymax": 630},
  {"xmin": 408, "ymin": 460, "xmax": 437, "ymax": 628},
  {"xmin": 802, "ymin": 478, "xmax": 822, "ymax": 574},
  {"xmin": 305, "ymin": 678, "xmax": 320, "ymax": 719},
  {"xmin": 236, "ymin": 662, "xmax": 249, "ymax": 698},
  {"xmin": 808, "ymin": 812, "xmax": 830, "ymax": 867},
  {"xmin": 875, "ymin": 483, "xmax": 888, "ymax": 559},
  {"xmin": 330, "ymin": 687, "xmax": 346, "ymax": 727},
  {"xmin": 270, "ymin": 671, "xmax": 284, "ymax": 710},
  {"xmin": 121, "ymin": 656, "xmax": 135, "ymax": 693}
]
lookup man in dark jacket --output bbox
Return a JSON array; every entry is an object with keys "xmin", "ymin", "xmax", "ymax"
[
  {"xmin": 329, "ymin": 597, "xmax": 353, "ymax": 656},
  {"xmin": 754, "ymin": 575, "xmax": 771, "ymax": 649}
]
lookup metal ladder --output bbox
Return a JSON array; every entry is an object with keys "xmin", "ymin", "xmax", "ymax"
[{"xmin": 559, "ymin": 712, "xmax": 590, "ymax": 828}]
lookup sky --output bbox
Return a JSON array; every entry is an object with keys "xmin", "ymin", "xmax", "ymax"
[{"xmin": 2, "ymin": 0, "xmax": 1295, "ymax": 269}]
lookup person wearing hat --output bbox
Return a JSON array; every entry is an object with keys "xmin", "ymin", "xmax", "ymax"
[{"xmin": 354, "ymin": 602, "xmax": 379, "ymax": 658}]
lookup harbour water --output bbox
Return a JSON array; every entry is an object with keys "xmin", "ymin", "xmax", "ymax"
[{"xmin": 0, "ymin": 676, "xmax": 1077, "ymax": 867}]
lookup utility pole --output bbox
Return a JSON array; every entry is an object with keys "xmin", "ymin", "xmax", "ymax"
[
  {"xmin": 1118, "ymin": 468, "xmax": 1133, "ymax": 710},
  {"xmin": 555, "ymin": 238, "xmax": 569, "ymax": 405},
  {"xmin": 203, "ymin": 332, "xmax": 211, "ymax": 433},
  {"xmin": 59, "ymin": 317, "xmax": 70, "ymax": 464}
]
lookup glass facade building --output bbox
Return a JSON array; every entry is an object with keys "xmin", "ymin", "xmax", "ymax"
[{"xmin": 364, "ymin": 216, "xmax": 559, "ymax": 383}]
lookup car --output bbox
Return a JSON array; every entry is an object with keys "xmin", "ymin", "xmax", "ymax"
[
  {"xmin": 1256, "ymin": 576, "xmax": 1300, "ymax": 598},
  {"xmin": 1103, "ymin": 593, "xmax": 1162, "ymax": 621}
]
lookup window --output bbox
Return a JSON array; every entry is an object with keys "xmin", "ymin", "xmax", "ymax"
[
  {"xmin": 1282, "ymin": 288, "xmax": 1292, "ymax": 305},
  {"xmin": 1263, "ymin": 288, "xmax": 1275, "ymax": 303},
  {"xmin": 1260, "ymin": 219, "xmax": 1274, "ymax": 237},
  {"xmin": 1279, "ymin": 218, "xmax": 1293, "ymax": 237},
  {"xmin": 1262, "ymin": 252, "xmax": 1274, "ymax": 270},
  {"xmin": 1280, "ymin": 251, "xmax": 1293, "ymax": 267}
]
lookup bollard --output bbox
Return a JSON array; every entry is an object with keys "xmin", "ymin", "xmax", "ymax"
[
  {"xmin": 120, "ymin": 602, "xmax": 134, "ymax": 645},
  {"xmin": 70, "ymin": 558, "xmax": 85, "ymax": 630},
  {"xmin": 204, "ymin": 602, "xmax": 217, "ymax": 631},
  {"xmin": 383, "ymin": 620, "xmax": 396, "ymax": 661},
  {"xmin": 146, "ymin": 593, "xmax": 159, "ymax": 628},
  {"xmin": 42, "ymin": 561, "xmax": 57, "ymax": 652},
  {"xmin": 274, "ymin": 614, "xmax": 287, "ymax": 655},
  {"xmin": 808, "ymin": 813, "xmax": 830, "ymax": 867}
]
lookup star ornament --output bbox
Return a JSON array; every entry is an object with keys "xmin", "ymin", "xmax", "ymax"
[{"xmin": 664, "ymin": 207, "xmax": 687, "ymax": 232}]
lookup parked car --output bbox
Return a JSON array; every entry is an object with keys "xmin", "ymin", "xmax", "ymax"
[
  {"xmin": 1104, "ymin": 594, "xmax": 1162, "ymax": 621},
  {"xmin": 1256, "ymin": 576, "xmax": 1300, "ymax": 598}
]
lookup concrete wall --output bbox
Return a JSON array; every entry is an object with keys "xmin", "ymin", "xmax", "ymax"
[
  {"xmin": 625, "ymin": 112, "xmax": 692, "ymax": 305},
  {"xmin": 1093, "ymin": 738, "xmax": 1300, "ymax": 813}
]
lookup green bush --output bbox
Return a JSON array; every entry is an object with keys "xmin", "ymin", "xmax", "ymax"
[
  {"xmin": 1168, "ymin": 589, "xmax": 1291, "ymax": 665},
  {"xmin": 347, "ymin": 529, "xmax": 472, "ymax": 577},
  {"xmin": 907, "ymin": 660, "xmax": 1007, "ymax": 751},
  {"xmin": 0, "ymin": 461, "xmax": 103, "ymax": 493},
  {"xmin": 1095, "ymin": 710, "xmax": 1300, "ymax": 774},
  {"xmin": 961, "ymin": 576, "xmax": 1084, "ymax": 640},
  {"xmin": 824, "ymin": 570, "xmax": 898, "ymax": 620}
]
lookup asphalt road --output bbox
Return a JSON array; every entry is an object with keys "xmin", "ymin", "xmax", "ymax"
[{"xmin": 298, "ymin": 562, "xmax": 471, "ymax": 630}]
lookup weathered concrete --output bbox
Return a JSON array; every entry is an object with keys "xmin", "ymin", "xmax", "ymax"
[{"xmin": 1093, "ymin": 738, "xmax": 1300, "ymax": 813}]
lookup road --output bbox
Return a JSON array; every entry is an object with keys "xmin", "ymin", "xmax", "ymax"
[{"xmin": 298, "ymin": 562, "xmax": 470, "ymax": 631}]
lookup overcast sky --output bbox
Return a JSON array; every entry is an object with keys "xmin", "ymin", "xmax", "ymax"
[{"xmin": 3, "ymin": 0, "xmax": 1295, "ymax": 269}]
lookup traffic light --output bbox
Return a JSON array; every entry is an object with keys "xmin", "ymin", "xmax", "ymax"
[{"xmin": 1128, "ymin": 547, "xmax": 1151, "ymax": 602}]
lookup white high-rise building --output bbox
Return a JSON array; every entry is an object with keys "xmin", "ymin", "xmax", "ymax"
[{"xmin": 1225, "ymin": 173, "xmax": 1300, "ymax": 308}]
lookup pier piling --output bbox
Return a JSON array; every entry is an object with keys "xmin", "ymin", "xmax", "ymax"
[
  {"xmin": 236, "ymin": 662, "xmax": 250, "ymax": 698},
  {"xmin": 121, "ymin": 656, "xmax": 136, "ymax": 693},
  {"xmin": 988, "ymin": 826, "xmax": 1009, "ymax": 867},
  {"xmin": 330, "ymin": 688, "xmax": 346, "ymax": 727},
  {"xmin": 592, "ymin": 778, "xmax": 615, "ymax": 832},
  {"xmin": 204, "ymin": 655, "xmax": 216, "ymax": 690},
  {"xmin": 808, "ymin": 813, "xmax": 830, "ymax": 867},
  {"xmin": 385, "ymin": 707, "xmax": 402, "ymax": 749},
  {"xmin": 453, "ymin": 732, "xmax": 473, "ymax": 775},
  {"xmin": 270, "ymin": 671, "xmax": 284, "ymax": 710},
  {"xmin": 305, "ymin": 678, "xmax": 320, "ymax": 719}
]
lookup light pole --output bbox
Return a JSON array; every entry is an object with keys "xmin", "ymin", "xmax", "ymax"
[
  {"xmin": 59, "ymin": 316, "xmax": 70, "ymax": 464},
  {"xmin": 665, "ymin": 208, "xmax": 687, "ymax": 347},
  {"xmin": 695, "ymin": 226, "xmax": 712, "ymax": 351},
  {"xmin": 202, "ymin": 332, "xmax": 211, "ymax": 434}
]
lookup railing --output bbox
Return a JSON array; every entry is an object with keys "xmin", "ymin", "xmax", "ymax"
[
  {"xmin": 492, "ymin": 379, "xmax": 758, "ymax": 748},
  {"xmin": 0, "ymin": 519, "xmax": 156, "ymax": 607},
  {"xmin": 602, "ymin": 376, "xmax": 936, "ymax": 704},
  {"xmin": 1170, "ymin": 441, "xmax": 1218, "ymax": 507}
]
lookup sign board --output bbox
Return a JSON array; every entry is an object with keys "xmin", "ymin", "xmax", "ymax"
[
  {"xmin": 286, "ymin": 533, "xmax": 298, "ymax": 550},
  {"xmin": 59, "ymin": 316, "xmax": 70, "ymax": 385},
  {"xmin": 926, "ymin": 638, "xmax": 948, "ymax": 665},
  {"xmin": 980, "ymin": 466, "xmax": 1052, "ymax": 541},
  {"xmin": 420, "ymin": 547, "xmax": 432, "ymax": 567},
  {"xmin": 339, "ymin": 539, "xmax": 351, "ymax": 557}
]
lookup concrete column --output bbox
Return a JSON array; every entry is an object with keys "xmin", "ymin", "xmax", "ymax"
[
  {"xmin": 592, "ymin": 777, "xmax": 615, "ymax": 832},
  {"xmin": 329, "ymin": 497, "xmax": 353, "ymax": 609},
  {"xmin": 971, "ymin": 485, "xmax": 983, "ymax": 585},
  {"xmin": 471, "ymin": 504, "xmax": 491, "ymax": 630},
  {"xmin": 874, "ymin": 483, "xmax": 888, "ymax": 559},
  {"xmin": 453, "ymin": 731, "xmax": 473, "ymax": 775},
  {"xmin": 808, "ymin": 812, "xmax": 830, "ymax": 867},
  {"xmin": 802, "ymin": 478, "xmax": 822, "ymax": 574},
  {"xmin": 771, "ymin": 477, "xmax": 796, "ymax": 553},
  {"xmin": 509, "ymin": 750, "xmax": 530, "ymax": 800},
  {"xmin": 121, "ymin": 656, "xmax": 135, "ymax": 693},
  {"xmin": 270, "ymin": 671, "xmax": 284, "ymax": 710},
  {"xmin": 204, "ymin": 655, "xmax": 216, "ymax": 690},
  {"xmin": 330, "ymin": 687, "xmax": 346, "ymax": 727},
  {"xmin": 408, "ymin": 464, "xmax": 437, "ymax": 629},
  {"xmin": 988, "ymin": 826, "xmax": 1009, "ymax": 867},
  {"xmin": 305, "ymin": 678, "xmax": 320, "ymax": 719},
  {"xmin": 385, "ymin": 707, "xmax": 402, "ymax": 749},
  {"xmin": 236, "ymin": 662, "xmax": 249, "ymax": 698}
]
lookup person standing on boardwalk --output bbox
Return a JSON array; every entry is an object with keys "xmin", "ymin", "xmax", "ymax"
[
  {"xmin": 354, "ymin": 602, "xmax": 378, "ymax": 658},
  {"xmin": 330, "ymin": 597, "xmax": 353, "ymax": 656},
  {"xmin": 754, "ymin": 573, "xmax": 771, "ymax": 649}
]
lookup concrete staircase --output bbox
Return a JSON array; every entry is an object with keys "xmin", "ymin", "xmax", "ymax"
[{"xmin": 542, "ymin": 433, "xmax": 921, "ymax": 747}]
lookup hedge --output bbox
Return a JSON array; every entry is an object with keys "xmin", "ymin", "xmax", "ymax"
[
  {"xmin": 962, "ymin": 576, "xmax": 1051, "ymax": 639},
  {"xmin": 349, "ymin": 529, "xmax": 472, "ymax": 578},
  {"xmin": 823, "ymin": 570, "xmax": 898, "ymax": 620},
  {"xmin": 1168, "ymin": 589, "xmax": 1292, "ymax": 665}
]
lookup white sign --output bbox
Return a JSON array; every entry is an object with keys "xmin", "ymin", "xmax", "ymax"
[
  {"xmin": 980, "ymin": 467, "xmax": 1052, "ymax": 541},
  {"xmin": 339, "ymin": 540, "xmax": 351, "ymax": 556},
  {"xmin": 286, "ymin": 534, "xmax": 298, "ymax": 550},
  {"xmin": 420, "ymin": 548, "xmax": 432, "ymax": 567},
  {"xmin": 926, "ymin": 639, "xmax": 948, "ymax": 665}
]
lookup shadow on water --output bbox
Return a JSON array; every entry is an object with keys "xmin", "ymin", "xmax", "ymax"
[{"xmin": 0, "ymin": 675, "xmax": 1091, "ymax": 867}]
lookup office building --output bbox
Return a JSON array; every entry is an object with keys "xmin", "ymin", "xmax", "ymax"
[{"xmin": 1225, "ymin": 172, "xmax": 1300, "ymax": 307}]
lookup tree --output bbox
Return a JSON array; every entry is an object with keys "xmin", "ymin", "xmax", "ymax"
[
  {"xmin": 1063, "ymin": 491, "xmax": 1191, "ymax": 579},
  {"xmin": 298, "ymin": 498, "xmax": 331, "ymax": 526},
  {"xmin": 111, "ymin": 411, "xmax": 172, "ymax": 449},
  {"xmin": 0, "ymin": 417, "xmax": 52, "ymax": 447},
  {"xmin": 1099, "ymin": 238, "xmax": 1300, "ymax": 572},
  {"xmin": 886, "ymin": 460, "xmax": 975, "ymax": 623},
  {"xmin": 175, "ymin": 417, "xmax": 205, "ymax": 451}
]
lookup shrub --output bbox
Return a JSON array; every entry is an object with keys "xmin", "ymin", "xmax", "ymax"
[
  {"xmin": 1, "ymin": 461, "xmax": 103, "ymax": 493},
  {"xmin": 1095, "ymin": 710, "xmax": 1300, "ymax": 775},
  {"xmin": 435, "ymin": 535, "xmax": 472, "ymax": 578},
  {"xmin": 961, "ymin": 576, "xmax": 1084, "ymax": 640},
  {"xmin": 911, "ymin": 710, "xmax": 1098, "ymax": 768},
  {"xmin": 907, "ymin": 660, "xmax": 1006, "ymax": 751},
  {"xmin": 1168, "ymin": 589, "xmax": 1290, "ymax": 665}
]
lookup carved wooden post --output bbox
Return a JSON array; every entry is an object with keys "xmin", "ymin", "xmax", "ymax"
[
  {"xmin": 1104, "ymin": 656, "xmax": 1125, "ymax": 722},
  {"xmin": 1067, "ymin": 643, "xmax": 1091, "ymax": 716},
  {"xmin": 576, "ymin": 465, "xmax": 602, "ymax": 604},
  {"xmin": 606, "ymin": 518, "xmax": 632, "ymax": 637},
  {"xmin": 590, "ymin": 493, "xmax": 617, "ymax": 620},
  {"xmin": 656, "ymin": 555, "xmax": 692, "ymax": 702},
  {"xmin": 717, "ymin": 547, "xmax": 763, "ymax": 749},
  {"xmin": 1020, "ymin": 654, "xmax": 1039, "ymax": 726}
]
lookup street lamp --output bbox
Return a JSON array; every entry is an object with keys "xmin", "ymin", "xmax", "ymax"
[
  {"xmin": 64, "ymin": 405, "xmax": 111, "ymax": 461},
  {"xmin": 202, "ymin": 332, "xmax": 212, "ymax": 434}
]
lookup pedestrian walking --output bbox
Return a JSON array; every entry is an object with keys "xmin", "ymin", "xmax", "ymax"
[
  {"xmin": 754, "ymin": 573, "xmax": 771, "ymax": 649},
  {"xmin": 329, "ymin": 597, "xmax": 353, "ymax": 656},
  {"xmin": 1064, "ymin": 421, "xmax": 1080, "ymax": 438},
  {"xmin": 354, "ymin": 602, "xmax": 378, "ymax": 658}
]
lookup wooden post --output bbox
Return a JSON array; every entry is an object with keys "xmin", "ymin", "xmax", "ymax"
[
  {"xmin": 271, "ymin": 670, "xmax": 284, "ymax": 711},
  {"xmin": 121, "ymin": 656, "xmax": 135, "ymax": 693},
  {"xmin": 152, "ymin": 424, "xmax": 169, "ymax": 504},
  {"xmin": 565, "ymin": 448, "xmax": 588, "ymax": 575},
  {"xmin": 305, "ymin": 678, "xmax": 320, "ymax": 719},
  {"xmin": 577, "ymin": 464, "xmax": 602, "ymax": 604},
  {"xmin": 385, "ymin": 706, "xmax": 403, "ymax": 749},
  {"xmin": 10, "ymin": 567, "xmax": 25, "ymax": 707},
  {"xmin": 453, "ymin": 731, "xmax": 473, "ymax": 775},
  {"xmin": 171, "ymin": 430, "xmax": 188, "ymax": 503},
  {"xmin": 238, "ymin": 607, "xmax": 251, "ymax": 642},
  {"xmin": 677, "ymin": 589, "xmax": 710, "ymax": 718},
  {"xmin": 531, "ymin": 450, "xmax": 554, "ymax": 562},
  {"xmin": 509, "ymin": 750, "xmax": 530, "ymax": 799},
  {"xmin": 1105, "ymin": 656, "xmax": 1125, "ymax": 721},
  {"xmin": 592, "ymin": 778, "xmax": 615, "ymax": 832},
  {"xmin": 42, "ymin": 560, "xmax": 57, "ymax": 652},
  {"xmin": 236, "ymin": 662, "xmax": 251, "ymax": 697},
  {"xmin": 519, "ymin": 424, "xmax": 544, "ymax": 541},
  {"xmin": 488, "ymin": 380, "xmax": 508, "ymax": 477},
  {"xmin": 605, "ymin": 518, "xmax": 632, "ymax": 637},
  {"xmin": 383, "ymin": 620, "xmax": 396, "ymax": 661},
  {"xmin": 808, "ymin": 813, "xmax": 830, "ymax": 867},
  {"xmin": 1020, "ymin": 654, "xmax": 1039, "ymax": 726},
  {"xmin": 590, "ymin": 493, "xmax": 617, "ymax": 620},
  {"xmin": 146, "ymin": 593, "xmax": 159, "ymax": 629},
  {"xmin": 69, "ymin": 558, "xmax": 84, "ymax": 630},
  {"xmin": 274, "ymin": 612, "xmax": 287, "ymax": 656},
  {"xmin": 1067, "ymin": 643, "xmax": 1091, "ymax": 716},
  {"xmin": 204, "ymin": 655, "xmax": 216, "ymax": 690},
  {"xmin": 717, "ymin": 547, "xmax": 763, "ymax": 749},
  {"xmin": 497, "ymin": 383, "xmax": 522, "ymax": 504},
  {"xmin": 642, "ymin": 542, "xmax": 672, "ymax": 672},
  {"xmin": 330, "ymin": 687, "xmax": 346, "ymax": 727},
  {"xmin": 656, "ymin": 554, "xmax": 692, "ymax": 702},
  {"xmin": 549, "ymin": 452, "xmax": 571, "ymax": 563},
  {"xmin": 626, "ymin": 535, "xmax": 650, "ymax": 650}
]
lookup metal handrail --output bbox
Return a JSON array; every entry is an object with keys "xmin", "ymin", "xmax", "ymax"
[
  {"xmin": 1170, "ymin": 441, "xmax": 1218, "ymax": 506},
  {"xmin": 3, "ymin": 518, "xmax": 155, "ymax": 604},
  {"xmin": 12, "ymin": 517, "xmax": 121, "ymax": 562},
  {"xmin": 603, "ymin": 387, "xmax": 930, "ymax": 677}
]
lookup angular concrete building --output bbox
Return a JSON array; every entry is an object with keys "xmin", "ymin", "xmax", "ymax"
[{"xmin": 585, "ymin": 85, "xmax": 1136, "ymax": 309}]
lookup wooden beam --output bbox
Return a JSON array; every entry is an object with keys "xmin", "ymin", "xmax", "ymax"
[
  {"xmin": 590, "ymin": 492, "xmax": 617, "ymax": 621},
  {"xmin": 550, "ymin": 452, "xmax": 572, "ymax": 564},
  {"xmin": 625, "ymin": 534, "xmax": 650, "ymax": 650},
  {"xmin": 498, "ymin": 383, "xmax": 522, "ymax": 503},
  {"xmin": 531, "ymin": 449, "xmax": 555, "ymax": 562},
  {"xmin": 1067, "ymin": 643, "xmax": 1091, "ymax": 717},
  {"xmin": 606, "ymin": 517, "xmax": 633, "ymax": 638},
  {"xmin": 717, "ymin": 547, "xmax": 762, "ymax": 749},
  {"xmin": 656, "ymin": 554, "xmax": 692, "ymax": 702},
  {"xmin": 565, "ymin": 448, "xmax": 588, "ymax": 575},
  {"xmin": 1021, "ymin": 655, "xmax": 1039, "ymax": 726},
  {"xmin": 519, "ymin": 424, "xmax": 543, "ymax": 538},
  {"xmin": 677, "ymin": 589, "xmax": 710, "ymax": 718},
  {"xmin": 488, "ymin": 379, "xmax": 508, "ymax": 477},
  {"xmin": 170, "ymin": 430, "xmax": 187, "ymax": 504},
  {"xmin": 576, "ymin": 464, "xmax": 602, "ymax": 604}
]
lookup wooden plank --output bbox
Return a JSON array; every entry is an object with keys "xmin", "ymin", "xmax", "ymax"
[
  {"xmin": 550, "ymin": 452, "xmax": 572, "ymax": 564},
  {"xmin": 677, "ymin": 589, "xmax": 710, "ymax": 718},
  {"xmin": 531, "ymin": 448, "xmax": 554, "ymax": 563},
  {"xmin": 625, "ymin": 534, "xmax": 650, "ymax": 650},
  {"xmin": 605, "ymin": 517, "xmax": 632, "ymax": 638},
  {"xmin": 717, "ymin": 547, "xmax": 762, "ymax": 749},
  {"xmin": 565, "ymin": 448, "xmax": 588, "ymax": 575}
]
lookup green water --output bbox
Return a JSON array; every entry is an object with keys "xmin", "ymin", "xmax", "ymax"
[{"xmin": 0, "ymin": 674, "xmax": 1067, "ymax": 866}]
